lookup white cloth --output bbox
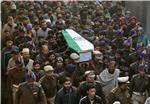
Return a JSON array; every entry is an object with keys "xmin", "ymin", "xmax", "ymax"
[
  {"xmin": 96, "ymin": 68, "xmax": 120, "ymax": 98},
  {"xmin": 22, "ymin": 58, "xmax": 34, "ymax": 71},
  {"xmin": 144, "ymin": 97, "xmax": 150, "ymax": 104}
]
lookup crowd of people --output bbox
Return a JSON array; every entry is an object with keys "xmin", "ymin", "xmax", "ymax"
[{"xmin": 1, "ymin": 1, "xmax": 150, "ymax": 104}]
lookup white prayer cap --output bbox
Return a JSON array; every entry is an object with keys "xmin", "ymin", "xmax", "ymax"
[
  {"xmin": 70, "ymin": 53, "xmax": 80, "ymax": 62},
  {"xmin": 117, "ymin": 76, "xmax": 129, "ymax": 83},
  {"xmin": 84, "ymin": 70, "xmax": 95, "ymax": 78},
  {"xmin": 93, "ymin": 50, "xmax": 103, "ymax": 60},
  {"xmin": 113, "ymin": 101, "xmax": 121, "ymax": 104},
  {"xmin": 44, "ymin": 65, "xmax": 54, "ymax": 72},
  {"xmin": 22, "ymin": 48, "xmax": 30, "ymax": 53}
]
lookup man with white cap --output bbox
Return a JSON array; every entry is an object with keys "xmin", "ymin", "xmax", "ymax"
[
  {"xmin": 70, "ymin": 53, "xmax": 80, "ymax": 63},
  {"xmin": 108, "ymin": 76, "xmax": 132, "ymax": 104},
  {"xmin": 39, "ymin": 65, "xmax": 58, "ymax": 104},
  {"xmin": 21, "ymin": 48, "xmax": 34, "ymax": 71}
]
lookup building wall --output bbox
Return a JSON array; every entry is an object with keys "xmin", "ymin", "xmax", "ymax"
[{"xmin": 125, "ymin": 1, "xmax": 150, "ymax": 39}]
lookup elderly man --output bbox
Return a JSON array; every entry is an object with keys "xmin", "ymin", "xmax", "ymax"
[
  {"xmin": 21, "ymin": 48, "xmax": 34, "ymax": 71},
  {"xmin": 39, "ymin": 65, "xmax": 58, "ymax": 104},
  {"xmin": 96, "ymin": 59, "xmax": 120, "ymax": 99},
  {"xmin": 108, "ymin": 76, "xmax": 132, "ymax": 104}
]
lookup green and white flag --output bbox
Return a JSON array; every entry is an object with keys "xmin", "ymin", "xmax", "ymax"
[{"xmin": 62, "ymin": 29, "xmax": 94, "ymax": 53}]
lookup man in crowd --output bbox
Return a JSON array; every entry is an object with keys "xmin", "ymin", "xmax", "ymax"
[
  {"xmin": 79, "ymin": 84, "xmax": 104, "ymax": 104},
  {"xmin": 129, "ymin": 64, "xmax": 150, "ymax": 104},
  {"xmin": 7, "ymin": 60, "xmax": 26, "ymax": 104},
  {"xmin": 55, "ymin": 77, "xmax": 79, "ymax": 104},
  {"xmin": 16, "ymin": 71, "xmax": 47, "ymax": 104},
  {"xmin": 96, "ymin": 59, "xmax": 120, "ymax": 99},
  {"xmin": 78, "ymin": 70, "xmax": 106, "ymax": 104},
  {"xmin": 39, "ymin": 65, "xmax": 58, "ymax": 104},
  {"xmin": 108, "ymin": 76, "xmax": 132, "ymax": 104}
]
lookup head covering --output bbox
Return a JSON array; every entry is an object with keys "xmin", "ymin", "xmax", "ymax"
[
  {"xmin": 57, "ymin": 57, "xmax": 63, "ymax": 62},
  {"xmin": 136, "ymin": 43, "xmax": 143, "ymax": 50},
  {"xmin": 93, "ymin": 50, "xmax": 103, "ymax": 60},
  {"xmin": 139, "ymin": 50, "xmax": 148, "ymax": 59},
  {"xmin": 44, "ymin": 65, "xmax": 54, "ymax": 72},
  {"xmin": 11, "ymin": 4, "xmax": 16, "ymax": 10},
  {"xmin": 70, "ymin": 53, "xmax": 80, "ymax": 62},
  {"xmin": 138, "ymin": 64, "xmax": 145, "ymax": 71},
  {"xmin": 118, "ymin": 17, "xmax": 125, "ymax": 25},
  {"xmin": 116, "ymin": 30, "xmax": 124, "ymax": 36},
  {"xmin": 22, "ymin": 48, "xmax": 30, "ymax": 53},
  {"xmin": 123, "ymin": 39, "xmax": 131, "ymax": 46},
  {"xmin": 85, "ymin": 70, "xmax": 95, "ymax": 78},
  {"xmin": 113, "ymin": 101, "xmax": 121, "ymax": 104},
  {"xmin": 117, "ymin": 76, "xmax": 129, "ymax": 83},
  {"xmin": 129, "ymin": 16, "xmax": 137, "ymax": 22},
  {"xmin": 26, "ymin": 23, "xmax": 32, "ymax": 30}
]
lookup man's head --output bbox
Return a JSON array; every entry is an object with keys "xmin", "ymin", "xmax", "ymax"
[
  {"xmin": 11, "ymin": 49, "xmax": 20, "ymax": 60},
  {"xmin": 42, "ymin": 45, "xmax": 49, "ymax": 55},
  {"xmin": 63, "ymin": 77, "xmax": 72, "ymax": 90},
  {"xmin": 33, "ymin": 61, "xmax": 41, "ymax": 70},
  {"xmin": 118, "ymin": 76, "xmax": 129, "ymax": 91},
  {"xmin": 22, "ymin": 48, "xmax": 30, "ymax": 60},
  {"xmin": 138, "ymin": 64, "xmax": 146, "ymax": 76},
  {"xmin": 44, "ymin": 65, "xmax": 54, "ymax": 76},
  {"xmin": 7, "ymin": 16, "xmax": 14, "ymax": 25},
  {"xmin": 108, "ymin": 59, "xmax": 116, "ymax": 74},
  {"xmin": 86, "ymin": 84, "xmax": 96, "ymax": 99},
  {"xmin": 6, "ymin": 38, "xmax": 13, "ymax": 47},
  {"xmin": 93, "ymin": 50, "xmax": 103, "ymax": 63},
  {"xmin": 70, "ymin": 53, "xmax": 80, "ymax": 63},
  {"xmin": 56, "ymin": 57, "xmax": 63, "ymax": 68},
  {"xmin": 41, "ymin": 21, "xmax": 47, "ymax": 31},
  {"xmin": 85, "ymin": 71, "xmax": 95, "ymax": 83}
]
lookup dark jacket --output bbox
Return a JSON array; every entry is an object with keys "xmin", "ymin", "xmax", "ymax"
[
  {"xmin": 39, "ymin": 75, "xmax": 58, "ymax": 98},
  {"xmin": 78, "ymin": 81, "xmax": 106, "ymax": 104},
  {"xmin": 16, "ymin": 82, "xmax": 47, "ymax": 104},
  {"xmin": 79, "ymin": 95, "xmax": 103, "ymax": 104},
  {"xmin": 55, "ymin": 87, "xmax": 79, "ymax": 104}
]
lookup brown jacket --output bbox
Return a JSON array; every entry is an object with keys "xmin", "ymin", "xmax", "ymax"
[{"xmin": 16, "ymin": 82, "xmax": 47, "ymax": 104}]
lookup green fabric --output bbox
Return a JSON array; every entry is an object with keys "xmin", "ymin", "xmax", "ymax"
[{"xmin": 62, "ymin": 30, "xmax": 82, "ymax": 52}]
